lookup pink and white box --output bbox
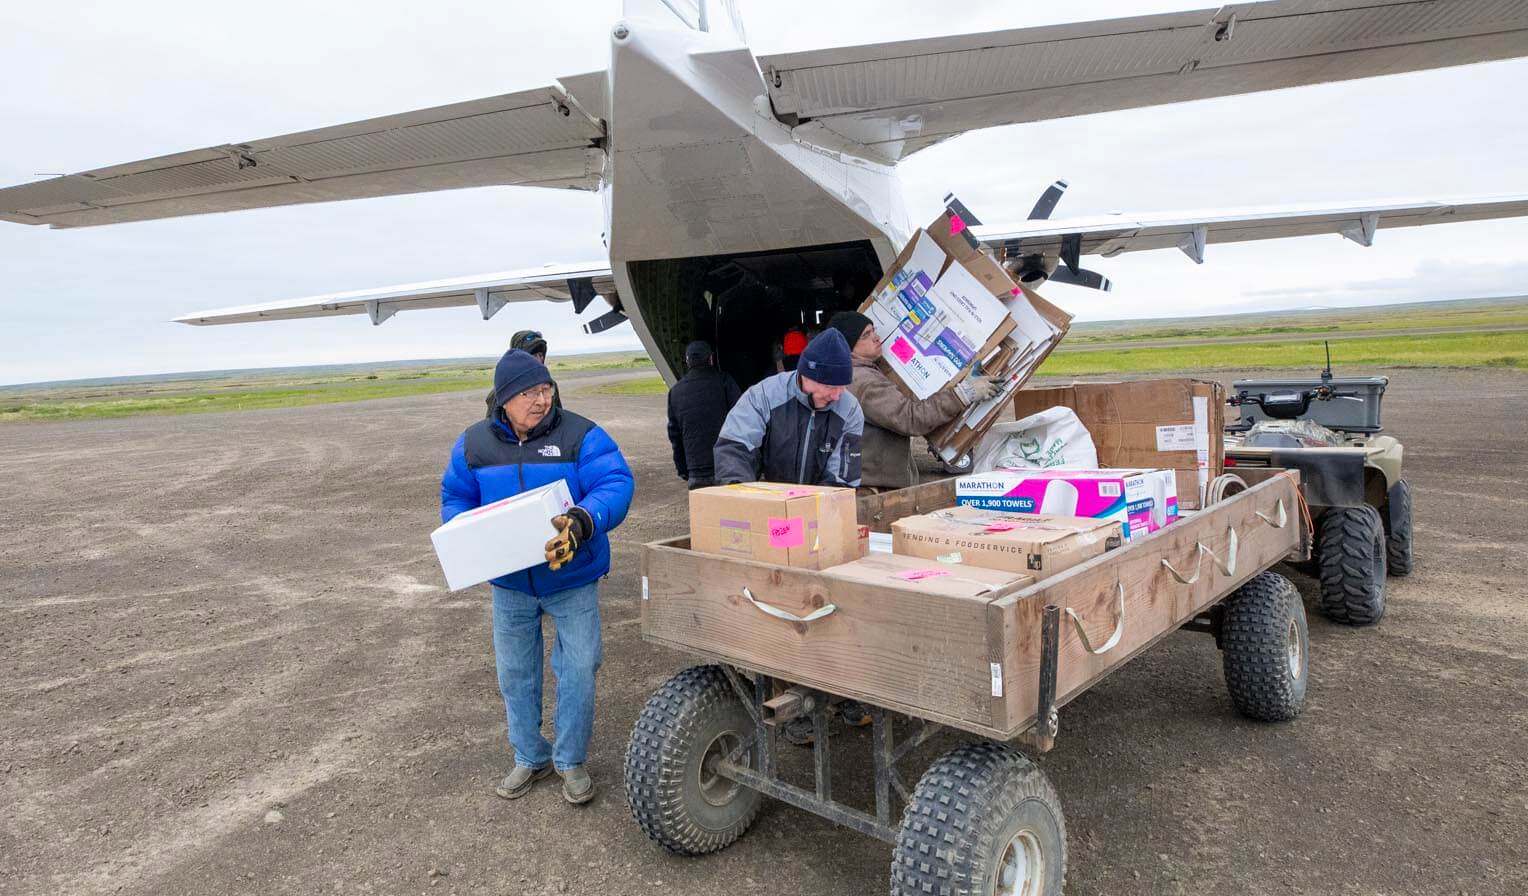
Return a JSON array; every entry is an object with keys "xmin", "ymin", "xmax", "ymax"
[{"xmin": 956, "ymin": 469, "xmax": 1177, "ymax": 541}]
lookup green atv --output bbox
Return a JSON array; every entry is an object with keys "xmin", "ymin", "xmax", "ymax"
[{"xmin": 1223, "ymin": 356, "xmax": 1412, "ymax": 626}]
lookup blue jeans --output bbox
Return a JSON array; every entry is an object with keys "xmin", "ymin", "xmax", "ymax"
[{"xmin": 490, "ymin": 581, "xmax": 602, "ymax": 771}]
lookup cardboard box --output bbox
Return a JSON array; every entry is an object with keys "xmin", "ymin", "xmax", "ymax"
[
  {"xmin": 689, "ymin": 482, "xmax": 859, "ymax": 570},
  {"xmin": 926, "ymin": 285, "xmax": 1073, "ymax": 463},
  {"xmin": 1012, "ymin": 379, "xmax": 1225, "ymax": 509},
  {"xmin": 955, "ymin": 468, "xmax": 1169, "ymax": 541},
  {"xmin": 859, "ymin": 208, "xmax": 1020, "ymax": 401},
  {"xmin": 824, "ymin": 553, "xmax": 1032, "ymax": 599},
  {"xmin": 892, "ymin": 507, "xmax": 1122, "ymax": 579},
  {"xmin": 430, "ymin": 480, "xmax": 574, "ymax": 591}
]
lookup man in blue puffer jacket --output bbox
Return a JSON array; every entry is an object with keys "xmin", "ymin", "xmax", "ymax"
[{"xmin": 441, "ymin": 349, "xmax": 634, "ymax": 806}]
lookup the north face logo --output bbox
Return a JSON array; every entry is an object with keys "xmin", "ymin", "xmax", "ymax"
[{"xmin": 538, "ymin": 445, "xmax": 561, "ymax": 458}]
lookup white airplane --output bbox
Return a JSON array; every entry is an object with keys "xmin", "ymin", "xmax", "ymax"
[{"xmin": 4, "ymin": 0, "xmax": 1528, "ymax": 389}]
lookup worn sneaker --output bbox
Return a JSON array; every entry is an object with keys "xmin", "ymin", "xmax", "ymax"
[
  {"xmin": 559, "ymin": 765, "xmax": 595, "ymax": 805},
  {"xmin": 494, "ymin": 764, "xmax": 552, "ymax": 800}
]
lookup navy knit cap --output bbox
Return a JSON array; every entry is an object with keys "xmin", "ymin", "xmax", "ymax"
[
  {"xmin": 492, "ymin": 349, "xmax": 553, "ymax": 407},
  {"xmin": 797, "ymin": 329, "xmax": 853, "ymax": 386}
]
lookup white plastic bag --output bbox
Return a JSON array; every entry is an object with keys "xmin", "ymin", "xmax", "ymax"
[{"xmin": 971, "ymin": 406, "xmax": 1098, "ymax": 473}]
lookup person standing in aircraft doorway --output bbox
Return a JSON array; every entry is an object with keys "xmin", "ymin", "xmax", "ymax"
[{"xmin": 666, "ymin": 341, "xmax": 742, "ymax": 491}]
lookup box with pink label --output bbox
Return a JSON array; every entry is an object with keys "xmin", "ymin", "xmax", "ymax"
[{"xmin": 954, "ymin": 469, "xmax": 1178, "ymax": 541}]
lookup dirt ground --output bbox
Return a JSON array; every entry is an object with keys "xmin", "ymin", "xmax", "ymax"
[{"xmin": 3, "ymin": 367, "xmax": 1525, "ymax": 896}]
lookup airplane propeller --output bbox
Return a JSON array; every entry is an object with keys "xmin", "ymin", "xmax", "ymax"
[{"xmin": 1002, "ymin": 180, "xmax": 1114, "ymax": 292}]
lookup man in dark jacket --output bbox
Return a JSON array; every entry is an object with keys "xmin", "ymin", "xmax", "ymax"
[
  {"xmin": 714, "ymin": 329, "xmax": 863, "ymax": 488},
  {"xmin": 443, "ymin": 349, "xmax": 635, "ymax": 805},
  {"xmin": 485, "ymin": 330, "xmax": 561, "ymax": 416},
  {"xmin": 666, "ymin": 341, "xmax": 742, "ymax": 490}
]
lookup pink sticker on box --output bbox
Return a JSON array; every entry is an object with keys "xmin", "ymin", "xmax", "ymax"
[
  {"xmin": 895, "ymin": 568, "xmax": 950, "ymax": 581},
  {"xmin": 768, "ymin": 517, "xmax": 805, "ymax": 548},
  {"xmin": 784, "ymin": 488, "xmax": 813, "ymax": 498},
  {"xmin": 948, "ymin": 213, "xmax": 966, "ymax": 235},
  {"xmin": 983, "ymin": 523, "xmax": 1017, "ymax": 532},
  {"xmin": 889, "ymin": 337, "xmax": 916, "ymax": 363}
]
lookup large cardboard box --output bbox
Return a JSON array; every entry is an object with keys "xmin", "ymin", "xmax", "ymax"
[
  {"xmin": 689, "ymin": 483, "xmax": 859, "ymax": 570},
  {"xmin": 955, "ymin": 468, "xmax": 1172, "ymax": 541},
  {"xmin": 859, "ymin": 208, "xmax": 1020, "ymax": 401},
  {"xmin": 925, "ymin": 284, "xmax": 1073, "ymax": 463},
  {"xmin": 824, "ymin": 553, "xmax": 1032, "ymax": 599},
  {"xmin": 891, "ymin": 507, "xmax": 1122, "ymax": 580},
  {"xmin": 430, "ymin": 480, "xmax": 575, "ymax": 591},
  {"xmin": 1013, "ymin": 379, "xmax": 1225, "ymax": 509}
]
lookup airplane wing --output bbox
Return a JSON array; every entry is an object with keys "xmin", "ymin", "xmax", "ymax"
[
  {"xmin": 0, "ymin": 84, "xmax": 605, "ymax": 229},
  {"xmin": 759, "ymin": 0, "xmax": 1528, "ymax": 160},
  {"xmin": 975, "ymin": 194, "xmax": 1528, "ymax": 264},
  {"xmin": 174, "ymin": 262, "xmax": 615, "ymax": 326}
]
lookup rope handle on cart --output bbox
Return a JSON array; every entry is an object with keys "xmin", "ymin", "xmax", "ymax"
[
  {"xmin": 1160, "ymin": 527, "xmax": 1239, "ymax": 585},
  {"xmin": 1065, "ymin": 583, "xmax": 1125, "ymax": 655},
  {"xmin": 1255, "ymin": 498, "xmax": 1288, "ymax": 529},
  {"xmin": 741, "ymin": 587, "xmax": 837, "ymax": 624}
]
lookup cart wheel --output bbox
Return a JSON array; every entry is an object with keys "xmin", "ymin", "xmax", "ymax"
[
  {"xmin": 624, "ymin": 665, "xmax": 761, "ymax": 856},
  {"xmin": 1221, "ymin": 572, "xmax": 1308, "ymax": 722},
  {"xmin": 1385, "ymin": 479, "xmax": 1413, "ymax": 577},
  {"xmin": 892, "ymin": 742, "xmax": 1065, "ymax": 896},
  {"xmin": 1316, "ymin": 505, "xmax": 1387, "ymax": 625}
]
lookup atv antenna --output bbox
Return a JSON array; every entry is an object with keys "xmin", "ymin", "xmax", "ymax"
[{"xmin": 1321, "ymin": 340, "xmax": 1333, "ymax": 385}]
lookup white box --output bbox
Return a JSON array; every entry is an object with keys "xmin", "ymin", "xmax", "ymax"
[{"xmin": 431, "ymin": 480, "xmax": 575, "ymax": 591}]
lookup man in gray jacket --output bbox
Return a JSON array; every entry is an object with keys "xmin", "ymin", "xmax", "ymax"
[
  {"xmin": 712, "ymin": 328, "xmax": 866, "ymax": 743},
  {"xmin": 714, "ymin": 328, "xmax": 864, "ymax": 488},
  {"xmin": 828, "ymin": 311, "xmax": 997, "ymax": 491}
]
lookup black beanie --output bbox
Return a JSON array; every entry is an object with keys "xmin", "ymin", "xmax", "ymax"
[
  {"xmin": 492, "ymin": 349, "xmax": 553, "ymax": 407},
  {"xmin": 510, "ymin": 329, "xmax": 548, "ymax": 357},
  {"xmin": 827, "ymin": 311, "xmax": 873, "ymax": 349},
  {"xmin": 797, "ymin": 329, "xmax": 854, "ymax": 386}
]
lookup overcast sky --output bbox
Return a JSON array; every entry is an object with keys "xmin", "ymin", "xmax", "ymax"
[{"xmin": 2, "ymin": 0, "xmax": 1526, "ymax": 385}]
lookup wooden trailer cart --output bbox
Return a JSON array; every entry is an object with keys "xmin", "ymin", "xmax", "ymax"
[{"xmin": 624, "ymin": 470, "xmax": 1307, "ymax": 896}]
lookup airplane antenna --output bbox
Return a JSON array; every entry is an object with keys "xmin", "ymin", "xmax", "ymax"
[{"xmin": 1321, "ymin": 340, "xmax": 1333, "ymax": 384}]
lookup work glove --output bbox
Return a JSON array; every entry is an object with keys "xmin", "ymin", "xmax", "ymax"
[
  {"xmin": 544, "ymin": 506, "xmax": 595, "ymax": 572},
  {"xmin": 955, "ymin": 375, "xmax": 1000, "ymax": 404}
]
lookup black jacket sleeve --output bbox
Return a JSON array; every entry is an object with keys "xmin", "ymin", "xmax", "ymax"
[{"xmin": 666, "ymin": 388, "xmax": 688, "ymax": 478}]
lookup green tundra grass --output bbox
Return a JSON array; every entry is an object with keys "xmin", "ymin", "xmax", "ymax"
[
  {"xmin": 5, "ymin": 304, "xmax": 1525, "ymax": 420},
  {"xmin": 1, "ymin": 354, "xmax": 651, "ymax": 422},
  {"xmin": 1037, "ymin": 330, "xmax": 1528, "ymax": 376}
]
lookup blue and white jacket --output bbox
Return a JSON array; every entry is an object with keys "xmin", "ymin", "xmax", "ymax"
[{"xmin": 441, "ymin": 406, "xmax": 635, "ymax": 596}]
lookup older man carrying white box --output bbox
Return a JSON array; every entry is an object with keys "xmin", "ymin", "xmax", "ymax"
[{"xmin": 441, "ymin": 349, "xmax": 634, "ymax": 805}]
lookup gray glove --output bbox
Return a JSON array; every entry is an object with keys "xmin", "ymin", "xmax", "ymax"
[{"xmin": 956, "ymin": 375, "xmax": 1000, "ymax": 404}]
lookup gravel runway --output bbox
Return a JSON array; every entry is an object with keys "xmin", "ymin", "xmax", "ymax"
[{"xmin": 2, "ymin": 367, "xmax": 1524, "ymax": 895}]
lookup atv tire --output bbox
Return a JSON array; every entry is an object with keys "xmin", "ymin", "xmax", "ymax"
[
  {"xmin": 1221, "ymin": 572, "xmax": 1309, "ymax": 722},
  {"xmin": 624, "ymin": 665, "xmax": 761, "ymax": 856},
  {"xmin": 1386, "ymin": 479, "xmax": 1413, "ymax": 577},
  {"xmin": 892, "ymin": 742, "xmax": 1066, "ymax": 896},
  {"xmin": 1317, "ymin": 505, "xmax": 1387, "ymax": 626}
]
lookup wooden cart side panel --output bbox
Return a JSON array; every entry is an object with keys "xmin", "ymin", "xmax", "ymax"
[
  {"xmin": 996, "ymin": 473, "xmax": 1302, "ymax": 734},
  {"xmin": 856, "ymin": 478, "xmax": 957, "ymax": 532},
  {"xmin": 641, "ymin": 541, "xmax": 1025, "ymax": 732}
]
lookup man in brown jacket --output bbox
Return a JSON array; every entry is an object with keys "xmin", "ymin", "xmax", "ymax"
[{"xmin": 827, "ymin": 311, "xmax": 998, "ymax": 491}]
